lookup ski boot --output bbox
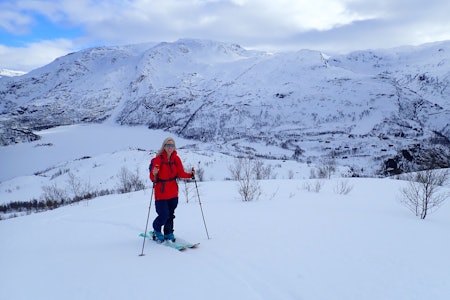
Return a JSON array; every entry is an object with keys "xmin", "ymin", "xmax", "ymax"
[
  {"xmin": 164, "ymin": 233, "xmax": 176, "ymax": 242},
  {"xmin": 152, "ymin": 231, "xmax": 165, "ymax": 243}
]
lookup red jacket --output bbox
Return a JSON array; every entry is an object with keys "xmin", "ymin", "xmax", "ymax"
[{"xmin": 149, "ymin": 151, "xmax": 192, "ymax": 200}]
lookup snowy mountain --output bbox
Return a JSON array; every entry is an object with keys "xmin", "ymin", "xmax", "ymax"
[{"xmin": 1, "ymin": 39, "xmax": 449, "ymax": 175}]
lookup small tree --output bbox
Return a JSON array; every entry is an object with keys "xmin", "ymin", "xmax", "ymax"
[
  {"xmin": 181, "ymin": 179, "xmax": 195, "ymax": 203},
  {"xmin": 229, "ymin": 157, "xmax": 261, "ymax": 201},
  {"xmin": 321, "ymin": 158, "xmax": 336, "ymax": 179},
  {"xmin": 310, "ymin": 158, "xmax": 336, "ymax": 179},
  {"xmin": 288, "ymin": 169, "xmax": 294, "ymax": 179},
  {"xmin": 302, "ymin": 180, "xmax": 324, "ymax": 193},
  {"xmin": 117, "ymin": 167, "xmax": 145, "ymax": 193},
  {"xmin": 333, "ymin": 180, "xmax": 353, "ymax": 195},
  {"xmin": 67, "ymin": 172, "xmax": 82, "ymax": 198},
  {"xmin": 399, "ymin": 169, "xmax": 449, "ymax": 219},
  {"xmin": 67, "ymin": 172, "xmax": 93, "ymax": 203},
  {"xmin": 41, "ymin": 183, "xmax": 67, "ymax": 207},
  {"xmin": 253, "ymin": 159, "xmax": 276, "ymax": 180},
  {"xmin": 196, "ymin": 161, "xmax": 205, "ymax": 181}
]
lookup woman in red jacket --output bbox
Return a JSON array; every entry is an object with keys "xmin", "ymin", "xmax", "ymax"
[{"xmin": 149, "ymin": 137, "xmax": 194, "ymax": 242}]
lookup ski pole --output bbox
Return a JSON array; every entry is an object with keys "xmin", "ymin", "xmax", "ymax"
[
  {"xmin": 139, "ymin": 184, "xmax": 154, "ymax": 256},
  {"xmin": 193, "ymin": 175, "xmax": 210, "ymax": 239}
]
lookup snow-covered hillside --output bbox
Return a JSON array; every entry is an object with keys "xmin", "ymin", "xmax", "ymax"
[
  {"xmin": 0, "ymin": 124, "xmax": 301, "ymax": 202},
  {"xmin": 1, "ymin": 123, "xmax": 449, "ymax": 300},
  {"xmin": 1, "ymin": 39, "xmax": 449, "ymax": 175}
]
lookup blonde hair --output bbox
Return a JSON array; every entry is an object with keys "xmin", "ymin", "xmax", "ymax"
[{"xmin": 157, "ymin": 137, "xmax": 176, "ymax": 155}]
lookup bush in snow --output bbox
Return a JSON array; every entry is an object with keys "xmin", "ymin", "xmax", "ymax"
[
  {"xmin": 310, "ymin": 158, "xmax": 336, "ymax": 179},
  {"xmin": 229, "ymin": 157, "xmax": 261, "ymax": 202},
  {"xmin": 41, "ymin": 182, "xmax": 68, "ymax": 205},
  {"xmin": 399, "ymin": 169, "xmax": 449, "ymax": 219},
  {"xmin": 67, "ymin": 172, "xmax": 94, "ymax": 203},
  {"xmin": 253, "ymin": 159, "xmax": 276, "ymax": 180},
  {"xmin": 320, "ymin": 158, "xmax": 337, "ymax": 179},
  {"xmin": 303, "ymin": 180, "xmax": 324, "ymax": 193},
  {"xmin": 117, "ymin": 167, "xmax": 145, "ymax": 193},
  {"xmin": 181, "ymin": 180, "xmax": 196, "ymax": 203},
  {"xmin": 333, "ymin": 180, "xmax": 353, "ymax": 195},
  {"xmin": 195, "ymin": 161, "xmax": 205, "ymax": 182}
]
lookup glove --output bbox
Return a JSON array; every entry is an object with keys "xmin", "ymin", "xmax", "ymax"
[
  {"xmin": 152, "ymin": 165, "xmax": 160, "ymax": 176},
  {"xmin": 191, "ymin": 167, "xmax": 195, "ymax": 179}
]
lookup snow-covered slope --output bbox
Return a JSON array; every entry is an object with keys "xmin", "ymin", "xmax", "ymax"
[
  {"xmin": 1, "ymin": 171, "xmax": 449, "ymax": 300},
  {"xmin": 1, "ymin": 117, "xmax": 449, "ymax": 300},
  {"xmin": 1, "ymin": 39, "xmax": 449, "ymax": 175}
]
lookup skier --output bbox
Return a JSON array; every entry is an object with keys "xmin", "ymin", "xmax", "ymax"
[{"xmin": 149, "ymin": 137, "xmax": 195, "ymax": 242}]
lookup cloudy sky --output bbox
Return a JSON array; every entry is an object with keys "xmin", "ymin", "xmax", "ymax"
[{"xmin": 1, "ymin": 0, "xmax": 450, "ymax": 72}]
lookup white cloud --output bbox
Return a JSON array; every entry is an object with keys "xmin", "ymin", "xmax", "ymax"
[
  {"xmin": 0, "ymin": 39, "xmax": 77, "ymax": 72},
  {"xmin": 1, "ymin": 0, "xmax": 450, "ymax": 71},
  {"xmin": 0, "ymin": 4, "xmax": 33, "ymax": 34}
]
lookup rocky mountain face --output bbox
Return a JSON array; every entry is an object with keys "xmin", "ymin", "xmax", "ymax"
[{"xmin": 1, "ymin": 39, "xmax": 449, "ymax": 176}]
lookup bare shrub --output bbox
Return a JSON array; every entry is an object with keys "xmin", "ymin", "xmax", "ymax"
[
  {"xmin": 288, "ymin": 170, "xmax": 294, "ymax": 179},
  {"xmin": 41, "ymin": 183, "xmax": 67, "ymax": 205},
  {"xmin": 321, "ymin": 158, "xmax": 336, "ymax": 179},
  {"xmin": 67, "ymin": 172, "xmax": 92, "ymax": 196},
  {"xmin": 229, "ymin": 157, "xmax": 261, "ymax": 201},
  {"xmin": 303, "ymin": 180, "xmax": 324, "ymax": 193},
  {"xmin": 399, "ymin": 169, "xmax": 449, "ymax": 219},
  {"xmin": 333, "ymin": 180, "xmax": 353, "ymax": 195},
  {"xmin": 50, "ymin": 168, "xmax": 70, "ymax": 180},
  {"xmin": 310, "ymin": 159, "xmax": 336, "ymax": 179},
  {"xmin": 181, "ymin": 180, "xmax": 196, "ymax": 203},
  {"xmin": 67, "ymin": 172, "xmax": 94, "ymax": 205},
  {"xmin": 67, "ymin": 172, "xmax": 83, "ymax": 197},
  {"xmin": 253, "ymin": 159, "xmax": 276, "ymax": 180},
  {"xmin": 196, "ymin": 161, "xmax": 205, "ymax": 181},
  {"xmin": 117, "ymin": 167, "xmax": 145, "ymax": 193}
]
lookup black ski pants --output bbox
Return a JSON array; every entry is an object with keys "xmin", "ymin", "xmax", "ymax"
[{"xmin": 153, "ymin": 197, "xmax": 178, "ymax": 235}]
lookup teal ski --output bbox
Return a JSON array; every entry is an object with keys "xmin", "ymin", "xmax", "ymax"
[
  {"xmin": 172, "ymin": 237, "xmax": 200, "ymax": 249},
  {"xmin": 139, "ymin": 231, "xmax": 199, "ymax": 251}
]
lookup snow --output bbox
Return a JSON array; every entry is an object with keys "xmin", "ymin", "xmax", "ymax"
[
  {"xmin": 0, "ymin": 124, "xmax": 174, "ymax": 182},
  {"xmin": 1, "ymin": 124, "xmax": 450, "ymax": 300}
]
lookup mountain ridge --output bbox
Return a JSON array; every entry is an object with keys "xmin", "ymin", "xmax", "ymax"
[{"xmin": 1, "ymin": 38, "xmax": 449, "ymax": 175}]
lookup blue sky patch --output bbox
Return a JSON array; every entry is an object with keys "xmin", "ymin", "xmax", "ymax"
[{"xmin": 0, "ymin": 12, "xmax": 83, "ymax": 47}]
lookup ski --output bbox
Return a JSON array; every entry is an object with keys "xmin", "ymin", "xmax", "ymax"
[
  {"xmin": 139, "ymin": 231, "xmax": 199, "ymax": 251},
  {"xmin": 139, "ymin": 232, "xmax": 186, "ymax": 251},
  {"xmin": 161, "ymin": 240, "xmax": 188, "ymax": 251},
  {"xmin": 172, "ymin": 237, "xmax": 200, "ymax": 249},
  {"xmin": 148, "ymin": 231, "xmax": 200, "ymax": 249}
]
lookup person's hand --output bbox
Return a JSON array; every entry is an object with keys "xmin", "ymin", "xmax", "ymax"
[
  {"xmin": 191, "ymin": 167, "xmax": 195, "ymax": 179},
  {"xmin": 153, "ymin": 165, "xmax": 159, "ymax": 176}
]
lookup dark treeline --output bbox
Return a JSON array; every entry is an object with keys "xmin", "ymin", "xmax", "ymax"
[{"xmin": 0, "ymin": 189, "xmax": 115, "ymax": 220}]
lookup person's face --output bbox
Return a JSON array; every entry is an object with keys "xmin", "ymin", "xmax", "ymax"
[{"xmin": 164, "ymin": 141, "xmax": 175, "ymax": 154}]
